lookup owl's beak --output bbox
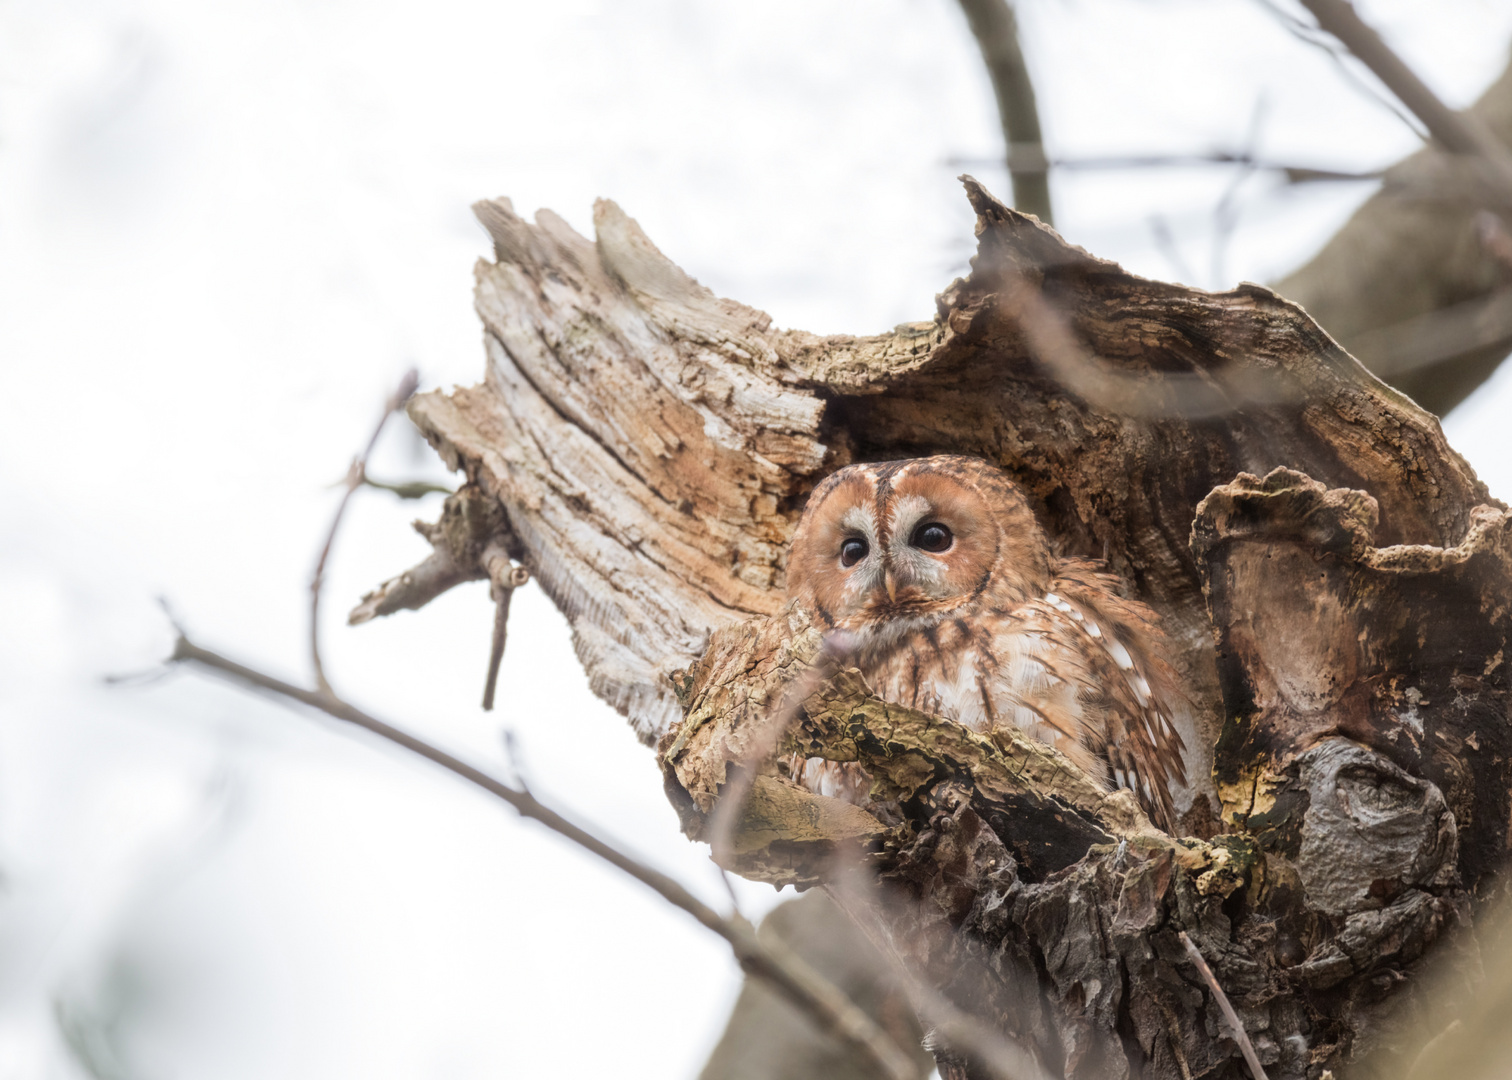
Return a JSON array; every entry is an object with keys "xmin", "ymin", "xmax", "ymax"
[{"xmin": 883, "ymin": 567, "xmax": 898, "ymax": 603}]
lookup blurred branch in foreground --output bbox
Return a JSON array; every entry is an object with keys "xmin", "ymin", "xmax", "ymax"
[{"xmin": 359, "ymin": 475, "xmax": 453, "ymax": 499}]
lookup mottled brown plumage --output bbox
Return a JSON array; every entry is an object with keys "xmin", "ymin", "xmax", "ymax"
[{"xmin": 785, "ymin": 455, "xmax": 1191, "ymax": 831}]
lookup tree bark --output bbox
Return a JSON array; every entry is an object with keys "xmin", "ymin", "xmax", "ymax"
[{"xmin": 373, "ymin": 177, "xmax": 1511, "ymax": 1077}]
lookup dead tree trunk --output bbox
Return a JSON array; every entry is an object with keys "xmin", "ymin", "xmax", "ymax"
[{"xmin": 362, "ymin": 178, "xmax": 1512, "ymax": 1078}]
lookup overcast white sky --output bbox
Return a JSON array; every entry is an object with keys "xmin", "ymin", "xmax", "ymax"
[{"xmin": 3, "ymin": 1, "xmax": 1512, "ymax": 1077}]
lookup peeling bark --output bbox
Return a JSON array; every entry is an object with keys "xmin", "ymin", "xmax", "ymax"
[{"xmin": 365, "ymin": 177, "xmax": 1510, "ymax": 1077}]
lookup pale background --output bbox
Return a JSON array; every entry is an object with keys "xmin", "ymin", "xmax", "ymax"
[{"xmin": 3, "ymin": 1, "xmax": 1512, "ymax": 1077}]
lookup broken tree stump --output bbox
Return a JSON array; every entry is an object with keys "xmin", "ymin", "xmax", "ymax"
[{"xmin": 358, "ymin": 177, "xmax": 1510, "ymax": 1078}]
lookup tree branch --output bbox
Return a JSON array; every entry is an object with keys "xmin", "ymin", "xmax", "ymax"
[
  {"xmin": 1294, "ymin": 0, "xmax": 1512, "ymax": 181},
  {"xmin": 348, "ymin": 484, "xmax": 517, "ymax": 627},
  {"xmin": 480, "ymin": 542, "xmax": 530, "ymax": 711},
  {"xmin": 310, "ymin": 369, "xmax": 418, "ymax": 692},
  {"xmin": 955, "ymin": 0, "xmax": 1053, "ymax": 225},
  {"xmin": 360, "ymin": 476, "xmax": 454, "ymax": 500},
  {"xmin": 950, "ymin": 149, "xmax": 1385, "ymax": 184},
  {"xmin": 164, "ymin": 632, "xmax": 924, "ymax": 1080}
]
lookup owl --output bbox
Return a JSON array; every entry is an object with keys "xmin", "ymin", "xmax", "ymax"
[{"xmin": 784, "ymin": 455, "xmax": 1191, "ymax": 832}]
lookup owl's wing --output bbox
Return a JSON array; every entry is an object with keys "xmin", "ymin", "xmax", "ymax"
[
  {"xmin": 984, "ymin": 562, "xmax": 1189, "ymax": 832},
  {"xmin": 1052, "ymin": 560, "xmax": 1190, "ymax": 831}
]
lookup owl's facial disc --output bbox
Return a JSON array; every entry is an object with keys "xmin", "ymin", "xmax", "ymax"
[
  {"xmin": 787, "ymin": 457, "xmax": 1052, "ymax": 651},
  {"xmin": 804, "ymin": 476, "xmax": 999, "ymax": 639}
]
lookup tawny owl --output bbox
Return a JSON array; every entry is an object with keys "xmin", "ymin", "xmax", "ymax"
[{"xmin": 784, "ymin": 455, "xmax": 1191, "ymax": 832}]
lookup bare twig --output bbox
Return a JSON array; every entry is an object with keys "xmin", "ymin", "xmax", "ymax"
[
  {"xmin": 1251, "ymin": 0, "xmax": 1430, "ymax": 140},
  {"xmin": 1290, "ymin": 0, "xmax": 1512, "ymax": 189},
  {"xmin": 1179, "ymin": 931, "xmax": 1268, "ymax": 1080},
  {"xmin": 348, "ymin": 486, "xmax": 510, "ymax": 627},
  {"xmin": 347, "ymin": 543, "xmax": 482, "ymax": 626},
  {"xmin": 165, "ymin": 631, "xmax": 923, "ymax": 1080},
  {"xmin": 482, "ymin": 588, "xmax": 513, "ymax": 710},
  {"xmin": 480, "ymin": 543, "xmax": 530, "ymax": 711},
  {"xmin": 311, "ymin": 369, "xmax": 419, "ymax": 694},
  {"xmin": 360, "ymin": 476, "xmax": 454, "ymax": 500},
  {"xmin": 955, "ymin": 0, "xmax": 1053, "ymax": 225},
  {"xmin": 949, "ymin": 150, "xmax": 1385, "ymax": 184},
  {"xmin": 1148, "ymin": 214, "xmax": 1198, "ymax": 285},
  {"xmin": 1210, "ymin": 98, "xmax": 1269, "ymax": 286},
  {"xmin": 716, "ymin": 866, "xmax": 745, "ymax": 919}
]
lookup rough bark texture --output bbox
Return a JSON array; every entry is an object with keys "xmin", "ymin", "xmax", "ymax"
[
  {"xmin": 374, "ymin": 178, "xmax": 1512, "ymax": 1078},
  {"xmin": 1277, "ymin": 52, "xmax": 1512, "ymax": 417}
]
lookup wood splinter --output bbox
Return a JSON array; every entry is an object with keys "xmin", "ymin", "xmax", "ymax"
[{"xmin": 482, "ymin": 544, "xmax": 530, "ymax": 711}]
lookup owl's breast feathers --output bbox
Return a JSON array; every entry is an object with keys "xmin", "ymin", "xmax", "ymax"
[{"xmin": 855, "ymin": 558, "xmax": 1190, "ymax": 833}]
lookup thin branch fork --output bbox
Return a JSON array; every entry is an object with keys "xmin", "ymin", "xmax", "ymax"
[
  {"xmin": 310, "ymin": 368, "xmax": 419, "ymax": 694},
  {"xmin": 165, "ymin": 632, "xmax": 925, "ymax": 1080}
]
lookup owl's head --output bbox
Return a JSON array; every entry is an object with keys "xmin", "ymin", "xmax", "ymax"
[{"xmin": 786, "ymin": 455, "xmax": 1054, "ymax": 651}]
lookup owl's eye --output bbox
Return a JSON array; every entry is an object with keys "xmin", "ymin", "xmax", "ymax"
[
  {"xmin": 911, "ymin": 522, "xmax": 953, "ymax": 553},
  {"xmin": 839, "ymin": 537, "xmax": 869, "ymax": 567}
]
